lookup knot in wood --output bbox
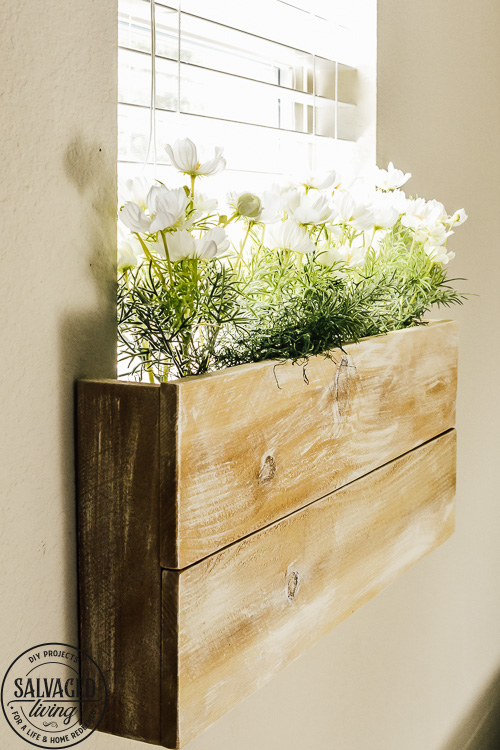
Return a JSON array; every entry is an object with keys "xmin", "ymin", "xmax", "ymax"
[
  {"xmin": 334, "ymin": 355, "xmax": 352, "ymax": 417},
  {"xmin": 286, "ymin": 571, "xmax": 300, "ymax": 601},
  {"xmin": 259, "ymin": 453, "xmax": 277, "ymax": 483}
]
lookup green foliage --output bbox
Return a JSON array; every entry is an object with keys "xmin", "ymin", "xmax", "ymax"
[
  {"xmin": 118, "ymin": 228, "xmax": 466, "ymax": 381},
  {"xmin": 118, "ymin": 257, "xmax": 249, "ymax": 380}
]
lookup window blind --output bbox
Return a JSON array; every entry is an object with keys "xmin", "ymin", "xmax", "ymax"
[{"xmin": 118, "ymin": 0, "xmax": 373, "ymax": 191}]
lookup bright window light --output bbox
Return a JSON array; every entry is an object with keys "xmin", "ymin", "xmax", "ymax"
[{"xmin": 118, "ymin": 0, "xmax": 376, "ymax": 193}]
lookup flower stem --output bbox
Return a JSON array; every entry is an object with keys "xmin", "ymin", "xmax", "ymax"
[
  {"xmin": 136, "ymin": 234, "xmax": 167, "ymax": 286},
  {"xmin": 234, "ymin": 222, "xmax": 252, "ymax": 273},
  {"xmin": 160, "ymin": 232, "xmax": 175, "ymax": 285},
  {"xmin": 142, "ymin": 343, "xmax": 155, "ymax": 383}
]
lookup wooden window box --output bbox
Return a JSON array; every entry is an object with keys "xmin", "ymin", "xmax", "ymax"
[{"xmin": 76, "ymin": 319, "xmax": 458, "ymax": 748}]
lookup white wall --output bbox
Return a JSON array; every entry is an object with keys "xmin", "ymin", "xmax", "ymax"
[
  {"xmin": 0, "ymin": 0, "xmax": 117, "ymax": 743},
  {"xmin": 2, "ymin": 1, "xmax": 500, "ymax": 749}
]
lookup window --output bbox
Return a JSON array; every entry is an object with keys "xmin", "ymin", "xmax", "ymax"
[{"xmin": 118, "ymin": 0, "xmax": 376, "ymax": 193}]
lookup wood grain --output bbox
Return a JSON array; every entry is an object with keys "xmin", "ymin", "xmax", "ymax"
[
  {"xmin": 162, "ymin": 430, "xmax": 456, "ymax": 748},
  {"xmin": 77, "ymin": 380, "xmax": 162, "ymax": 744},
  {"xmin": 77, "ymin": 322, "xmax": 458, "ymax": 747},
  {"xmin": 161, "ymin": 320, "xmax": 458, "ymax": 567}
]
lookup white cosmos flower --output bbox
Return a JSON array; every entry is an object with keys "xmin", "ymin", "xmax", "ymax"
[
  {"xmin": 414, "ymin": 223, "xmax": 452, "ymax": 246},
  {"xmin": 319, "ymin": 242, "xmax": 367, "ymax": 268},
  {"xmin": 387, "ymin": 188, "xmax": 408, "ymax": 214},
  {"xmin": 401, "ymin": 198, "xmax": 447, "ymax": 232},
  {"xmin": 118, "ymin": 175, "xmax": 150, "ymax": 210},
  {"xmin": 372, "ymin": 192, "xmax": 401, "ymax": 229},
  {"xmin": 196, "ymin": 227, "xmax": 230, "ymax": 258},
  {"xmin": 299, "ymin": 171, "xmax": 341, "ymax": 190},
  {"xmin": 148, "ymin": 186, "xmax": 189, "ymax": 232},
  {"xmin": 424, "ymin": 243, "xmax": 455, "ymax": 265},
  {"xmin": 117, "ymin": 237, "xmax": 141, "ymax": 270},
  {"xmin": 338, "ymin": 243, "xmax": 368, "ymax": 267},
  {"xmin": 426, "ymin": 199, "xmax": 447, "ymax": 222},
  {"xmin": 163, "ymin": 230, "xmax": 195, "ymax": 261},
  {"xmin": 374, "ymin": 162, "xmax": 411, "ymax": 191},
  {"xmin": 268, "ymin": 220, "xmax": 316, "ymax": 254},
  {"xmin": 258, "ymin": 190, "xmax": 282, "ymax": 224},
  {"xmin": 193, "ymin": 193, "xmax": 218, "ymax": 213},
  {"xmin": 446, "ymin": 208, "xmax": 468, "ymax": 227},
  {"xmin": 165, "ymin": 227, "xmax": 230, "ymax": 261},
  {"xmin": 333, "ymin": 192, "xmax": 374, "ymax": 231},
  {"xmin": 165, "ymin": 137, "xmax": 226, "ymax": 177},
  {"xmin": 317, "ymin": 245, "xmax": 344, "ymax": 266},
  {"xmin": 119, "ymin": 202, "xmax": 152, "ymax": 233},
  {"xmin": 286, "ymin": 190, "xmax": 333, "ymax": 225}
]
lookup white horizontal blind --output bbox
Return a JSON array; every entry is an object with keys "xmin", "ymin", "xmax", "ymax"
[{"xmin": 118, "ymin": 0, "xmax": 375, "ymax": 191}]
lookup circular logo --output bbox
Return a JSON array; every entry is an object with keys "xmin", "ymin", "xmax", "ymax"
[{"xmin": 1, "ymin": 643, "xmax": 107, "ymax": 748}]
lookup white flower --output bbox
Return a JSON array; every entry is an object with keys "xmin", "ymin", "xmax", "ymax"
[
  {"xmin": 372, "ymin": 192, "xmax": 401, "ymax": 229},
  {"xmin": 117, "ymin": 237, "xmax": 140, "ymax": 270},
  {"xmin": 414, "ymin": 223, "xmax": 452, "ymax": 246},
  {"xmin": 374, "ymin": 162, "xmax": 411, "ymax": 191},
  {"xmin": 193, "ymin": 193, "xmax": 218, "ymax": 213},
  {"xmin": 259, "ymin": 190, "xmax": 282, "ymax": 224},
  {"xmin": 446, "ymin": 208, "xmax": 468, "ymax": 227},
  {"xmin": 165, "ymin": 227, "xmax": 230, "ymax": 261},
  {"xmin": 119, "ymin": 202, "xmax": 152, "ymax": 233},
  {"xmin": 286, "ymin": 190, "xmax": 333, "ymax": 225},
  {"xmin": 165, "ymin": 138, "xmax": 226, "ymax": 177},
  {"xmin": 317, "ymin": 246, "xmax": 343, "ymax": 266},
  {"xmin": 118, "ymin": 176, "xmax": 150, "ymax": 210},
  {"xmin": 401, "ymin": 198, "xmax": 447, "ymax": 232},
  {"xmin": 333, "ymin": 192, "xmax": 374, "ymax": 231},
  {"xmin": 164, "ymin": 230, "xmax": 195, "ymax": 261},
  {"xmin": 426, "ymin": 199, "xmax": 447, "ymax": 222},
  {"xmin": 319, "ymin": 242, "xmax": 367, "ymax": 268},
  {"xmin": 338, "ymin": 243, "xmax": 368, "ymax": 267},
  {"xmin": 424, "ymin": 243, "xmax": 455, "ymax": 265},
  {"xmin": 387, "ymin": 189, "xmax": 408, "ymax": 214},
  {"xmin": 148, "ymin": 186, "xmax": 189, "ymax": 233},
  {"xmin": 196, "ymin": 227, "xmax": 231, "ymax": 258},
  {"xmin": 299, "ymin": 171, "xmax": 341, "ymax": 190},
  {"xmin": 268, "ymin": 220, "xmax": 316, "ymax": 254},
  {"xmin": 327, "ymin": 224, "xmax": 344, "ymax": 243}
]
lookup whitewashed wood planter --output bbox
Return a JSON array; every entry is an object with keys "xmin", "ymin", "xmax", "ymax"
[{"xmin": 77, "ymin": 319, "xmax": 458, "ymax": 748}]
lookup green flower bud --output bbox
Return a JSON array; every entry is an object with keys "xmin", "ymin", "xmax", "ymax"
[{"xmin": 236, "ymin": 192, "xmax": 262, "ymax": 219}]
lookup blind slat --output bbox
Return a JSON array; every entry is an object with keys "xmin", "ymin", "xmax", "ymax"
[{"xmin": 117, "ymin": 0, "xmax": 369, "ymax": 180}]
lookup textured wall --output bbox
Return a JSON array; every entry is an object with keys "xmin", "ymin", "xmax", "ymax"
[
  {"xmin": 376, "ymin": 0, "xmax": 500, "ymax": 747},
  {"xmin": 2, "ymin": 1, "xmax": 500, "ymax": 749},
  {"xmin": 0, "ymin": 0, "xmax": 117, "ymax": 745}
]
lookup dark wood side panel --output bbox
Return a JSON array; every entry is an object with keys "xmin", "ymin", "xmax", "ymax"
[
  {"xmin": 77, "ymin": 380, "xmax": 162, "ymax": 744},
  {"xmin": 159, "ymin": 384, "xmax": 179, "ymax": 569},
  {"xmin": 161, "ymin": 571, "xmax": 180, "ymax": 749}
]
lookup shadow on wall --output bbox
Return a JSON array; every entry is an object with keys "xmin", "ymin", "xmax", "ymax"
[
  {"xmin": 57, "ymin": 135, "xmax": 117, "ymax": 643},
  {"xmin": 441, "ymin": 666, "xmax": 500, "ymax": 750},
  {"xmin": 61, "ymin": 134, "xmax": 117, "ymax": 381}
]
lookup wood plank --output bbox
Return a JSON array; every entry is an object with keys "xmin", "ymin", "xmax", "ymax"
[
  {"xmin": 162, "ymin": 430, "xmax": 456, "ymax": 747},
  {"xmin": 161, "ymin": 320, "xmax": 458, "ymax": 567},
  {"xmin": 77, "ymin": 380, "xmax": 162, "ymax": 744}
]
